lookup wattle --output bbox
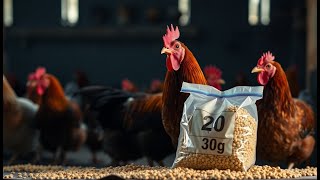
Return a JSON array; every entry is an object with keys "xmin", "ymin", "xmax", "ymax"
[
  {"xmin": 37, "ymin": 86, "xmax": 45, "ymax": 95},
  {"xmin": 258, "ymin": 72, "xmax": 269, "ymax": 85},
  {"xmin": 166, "ymin": 55, "xmax": 180, "ymax": 71},
  {"xmin": 166, "ymin": 57, "xmax": 174, "ymax": 71}
]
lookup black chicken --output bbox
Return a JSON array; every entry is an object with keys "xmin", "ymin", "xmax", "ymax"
[{"xmin": 76, "ymin": 86, "xmax": 174, "ymax": 166}]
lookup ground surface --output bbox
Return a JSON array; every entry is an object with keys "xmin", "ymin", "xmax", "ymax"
[{"xmin": 3, "ymin": 146, "xmax": 317, "ymax": 180}]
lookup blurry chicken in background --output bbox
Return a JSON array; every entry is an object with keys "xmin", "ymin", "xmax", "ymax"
[
  {"xmin": 3, "ymin": 75, "xmax": 40, "ymax": 165},
  {"xmin": 76, "ymin": 86, "xmax": 174, "ymax": 166},
  {"xmin": 77, "ymin": 88, "xmax": 143, "ymax": 166},
  {"xmin": 26, "ymin": 78, "xmax": 43, "ymax": 105},
  {"xmin": 146, "ymin": 79, "xmax": 163, "ymax": 94},
  {"xmin": 122, "ymin": 78, "xmax": 139, "ymax": 93},
  {"xmin": 233, "ymin": 71, "xmax": 249, "ymax": 87},
  {"xmin": 161, "ymin": 25, "xmax": 208, "ymax": 146},
  {"xmin": 298, "ymin": 90, "xmax": 315, "ymax": 112},
  {"xmin": 123, "ymin": 92, "xmax": 174, "ymax": 166},
  {"xmin": 64, "ymin": 70, "xmax": 90, "ymax": 110},
  {"xmin": 27, "ymin": 67, "xmax": 87, "ymax": 165},
  {"xmin": 82, "ymin": 107, "xmax": 104, "ymax": 164},
  {"xmin": 285, "ymin": 64, "xmax": 300, "ymax": 98},
  {"xmin": 203, "ymin": 65, "xmax": 225, "ymax": 90},
  {"xmin": 27, "ymin": 69, "xmax": 102, "ymax": 164},
  {"xmin": 251, "ymin": 51, "xmax": 315, "ymax": 169}
]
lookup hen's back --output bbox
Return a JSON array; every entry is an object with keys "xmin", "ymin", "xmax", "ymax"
[{"xmin": 4, "ymin": 97, "xmax": 39, "ymax": 154}]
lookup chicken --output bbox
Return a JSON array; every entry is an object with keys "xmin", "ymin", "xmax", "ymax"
[
  {"xmin": 122, "ymin": 78, "xmax": 139, "ymax": 93},
  {"xmin": 64, "ymin": 70, "xmax": 90, "ymax": 111},
  {"xmin": 3, "ymin": 75, "xmax": 40, "ymax": 164},
  {"xmin": 27, "ymin": 67, "xmax": 87, "ymax": 165},
  {"xmin": 123, "ymin": 78, "xmax": 163, "ymax": 94},
  {"xmin": 203, "ymin": 65, "xmax": 225, "ymax": 90},
  {"xmin": 160, "ymin": 24, "xmax": 208, "ymax": 146},
  {"xmin": 76, "ymin": 87, "xmax": 174, "ymax": 166},
  {"xmin": 63, "ymin": 71, "xmax": 105, "ymax": 164},
  {"xmin": 77, "ymin": 87, "xmax": 144, "ymax": 165},
  {"xmin": 26, "ymin": 80, "xmax": 42, "ymax": 105},
  {"xmin": 83, "ymin": 105, "xmax": 104, "ymax": 164},
  {"xmin": 27, "ymin": 70, "xmax": 99, "ymax": 164},
  {"xmin": 251, "ymin": 51, "xmax": 315, "ymax": 169},
  {"xmin": 146, "ymin": 79, "xmax": 164, "ymax": 94},
  {"xmin": 123, "ymin": 92, "xmax": 175, "ymax": 166}
]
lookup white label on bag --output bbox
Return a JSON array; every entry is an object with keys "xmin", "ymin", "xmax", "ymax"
[{"xmin": 186, "ymin": 108, "xmax": 235, "ymax": 156}]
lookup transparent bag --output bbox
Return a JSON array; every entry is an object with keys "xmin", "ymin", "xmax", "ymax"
[{"xmin": 172, "ymin": 82, "xmax": 264, "ymax": 171}]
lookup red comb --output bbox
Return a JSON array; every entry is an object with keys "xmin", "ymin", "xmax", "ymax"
[
  {"xmin": 258, "ymin": 51, "xmax": 275, "ymax": 66},
  {"xmin": 27, "ymin": 67, "xmax": 49, "ymax": 95},
  {"xmin": 162, "ymin": 24, "xmax": 180, "ymax": 47},
  {"xmin": 204, "ymin": 65, "xmax": 222, "ymax": 78},
  {"xmin": 28, "ymin": 67, "xmax": 46, "ymax": 81},
  {"xmin": 122, "ymin": 79, "xmax": 135, "ymax": 91}
]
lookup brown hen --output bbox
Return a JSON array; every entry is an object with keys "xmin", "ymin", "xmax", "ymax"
[
  {"xmin": 251, "ymin": 51, "xmax": 315, "ymax": 169},
  {"xmin": 27, "ymin": 67, "xmax": 87, "ymax": 164}
]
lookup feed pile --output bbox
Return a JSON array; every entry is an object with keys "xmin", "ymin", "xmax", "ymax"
[{"xmin": 3, "ymin": 164, "xmax": 317, "ymax": 180}]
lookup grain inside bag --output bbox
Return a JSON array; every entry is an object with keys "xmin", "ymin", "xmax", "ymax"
[{"xmin": 172, "ymin": 82, "xmax": 263, "ymax": 171}]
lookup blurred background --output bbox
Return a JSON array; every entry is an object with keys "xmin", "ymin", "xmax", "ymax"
[{"xmin": 3, "ymin": 0, "xmax": 317, "ymax": 167}]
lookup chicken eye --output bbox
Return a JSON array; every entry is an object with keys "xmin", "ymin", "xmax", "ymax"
[
  {"xmin": 175, "ymin": 44, "xmax": 180, "ymax": 48},
  {"xmin": 266, "ymin": 64, "xmax": 271, "ymax": 69}
]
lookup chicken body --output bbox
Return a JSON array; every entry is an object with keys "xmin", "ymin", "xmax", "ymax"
[
  {"xmin": 124, "ymin": 93, "xmax": 175, "ymax": 166},
  {"xmin": 29, "ymin": 71, "xmax": 87, "ymax": 164},
  {"xmin": 161, "ymin": 25, "xmax": 208, "ymax": 146},
  {"xmin": 3, "ymin": 75, "xmax": 40, "ymax": 164},
  {"xmin": 77, "ymin": 87, "xmax": 174, "ymax": 166},
  {"xmin": 26, "ymin": 73, "xmax": 96, "ymax": 164},
  {"xmin": 252, "ymin": 52, "xmax": 315, "ymax": 169},
  {"xmin": 83, "ymin": 109, "xmax": 104, "ymax": 164}
]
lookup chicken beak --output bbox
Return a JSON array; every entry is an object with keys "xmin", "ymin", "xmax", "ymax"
[
  {"xmin": 161, "ymin": 47, "xmax": 173, "ymax": 55},
  {"xmin": 217, "ymin": 79, "xmax": 226, "ymax": 84},
  {"xmin": 251, "ymin": 67, "xmax": 264, "ymax": 73}
]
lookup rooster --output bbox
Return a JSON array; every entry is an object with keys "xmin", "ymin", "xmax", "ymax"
[
  {"xmin": 203, "ymin": 65, "xmax": 225, "ymax": 90},
  {"xmin": 160, "ymin": 24, "xmax": 208, "ymax": 146},
  {"xmin": 27, "ymin": 67, "xmax": 87, "ymax": 164},
  {"xmin": 3, "ymin": 75, "xmax": 40, "ymax": 165},
  {"xmin": 251, "ymin": 51, "xmax": 315, "ymax": 169}
]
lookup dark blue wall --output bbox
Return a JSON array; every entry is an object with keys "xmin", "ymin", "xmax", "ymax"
[{"xmin": 4, "ymin": 0, "xmax": 307, "ymax": 90}]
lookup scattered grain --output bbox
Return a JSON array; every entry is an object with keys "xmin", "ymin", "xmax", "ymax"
[{"xmin": 2, "ymin": 164, "xmax": 317, "ymax": 179}]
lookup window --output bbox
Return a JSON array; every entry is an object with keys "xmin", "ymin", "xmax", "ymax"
[
  {"xmin": 178, "ymin": 0, "xmax": 191, "ymax": 26},
  {"xmin": 248, "ymin": 0, "xmax": 270, "ymax": 26},
  {"xmin": 260, "ymin": 0, "xmax": 270, "ymax": 25},
  {"xmin": 4, "ymin": 0, "xmax": 13, "ymax": 27},
  {"xmin": 61, "ymin": 0, "xmax": 79, "ymax": 26}
]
